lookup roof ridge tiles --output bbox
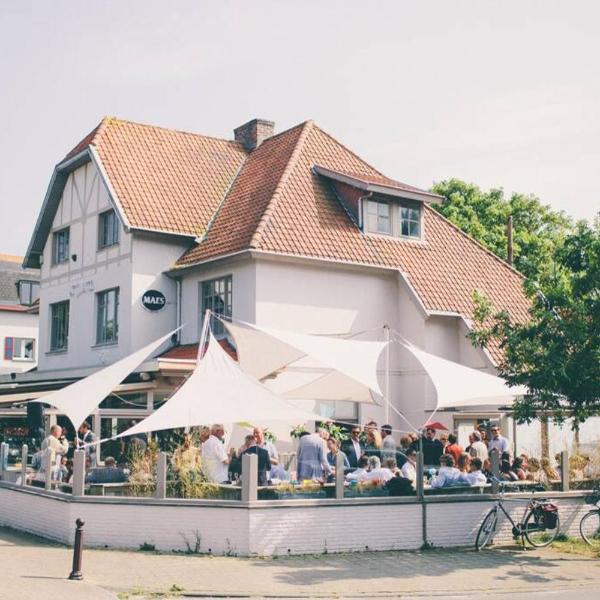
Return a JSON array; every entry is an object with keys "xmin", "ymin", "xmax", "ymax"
[{"xmin": 250, "ymin": 120, "xmax": 315, "ymax": 248}]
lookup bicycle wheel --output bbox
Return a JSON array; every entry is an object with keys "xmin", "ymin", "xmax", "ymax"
[
  {"xmin": 476, "ymin": 508, "xmax": 498, "ymax": 550},
  {"xmin": 580, "ymin": 510, "xmax": 600, "ymax": 549},
  {"xmin": 524, "ymin": 507, "xmax": 560, "ymax": 547}
]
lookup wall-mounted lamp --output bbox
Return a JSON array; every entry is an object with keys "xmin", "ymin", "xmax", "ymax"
[{"xmin": 71, "ymin": 254, "xmax": 78, "ymax": 262}]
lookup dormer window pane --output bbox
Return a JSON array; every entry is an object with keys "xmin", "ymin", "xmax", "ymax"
[
  {"xmin": 366, "ymin": 200, "xmax": 391, "ymax": 235},
  {"xmin": 400, "ymin": 206, "xmax": 421, "ymax": 238}
]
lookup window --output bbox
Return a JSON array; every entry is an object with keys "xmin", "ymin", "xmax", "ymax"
[
  {"xmin": 16, "ymin": 280, "xmax": 40, "ymax": 306},
  {"xmin": 4, "ymin": 337, "xmax": 35, "ymax": 361},
  {"xmin": 366, "ymin": 200, "xmax": 391, "ymax": 235},
  {"xmin": 200, "ymin": 276, "xmax": 232, "ymax": 337},
  {"xmin": 400, "ymin": 204, "xmax": 421, "ymax": 238},
  {"xmin": 98, "ymin": 210, "xmax": 119, "ymax": 248},
  {"xmin": 96, "ymin": 288, "xmax": 119, "ymax": 345},
  {"xmin": 50, "ymin": 300, "xmax": 70, "ymax": 351},
  {"xmin": 52, "ymin": 228, "xmax": 70, "ymax": 264}
]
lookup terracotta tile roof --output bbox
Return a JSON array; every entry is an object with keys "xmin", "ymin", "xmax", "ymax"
[
  {"xmin": 175, "ymin": 122, "xmax": 529, "ymax": 363},
  {"xmin": 159, "ymin": 340, "xmax": 237, "ymax": 362},
  {"xmin": 64, "ymin": 117, "xmax": 529, "ymax": 364},
  {"xmin": 66, "ymin": 117, "xmax": 248, "ymax": 237}
]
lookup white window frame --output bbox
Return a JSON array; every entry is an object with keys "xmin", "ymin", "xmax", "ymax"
[
  {"xmin": 12, "ymin": 338, "xmax": 35, "ymax": 361},
  {"xmin": 98, "ymin": 209, "xmax": 119, "ymax": 249},
  {"xmin": 200, "ymin": 275, "xmax": 232, "ymax": 338},
  {"xmin": 50, "ymin": 300, "xmax": 70, "ymax": 352},
  {"xmin": 96, "ymin": 287, "xmax": 120, "ymax": 345},
  {"xmin": 52, "ymin": 227, "xmax": 70, "ymax": 264},
  {"xmin": 366, "ymin": 200, "xmax": 391, "ymax": 235},
  {"xmin": 399, "ymin": 203, "xmax": 421, "ymax": 239}
]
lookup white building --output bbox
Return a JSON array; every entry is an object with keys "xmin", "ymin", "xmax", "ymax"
[
  {"xmin": 1, "ymin": 116, "xmax": 591, "ymax": 457},
  {"xmin": 0, "ymin": 254, "xmax": 39, "ymax": 375}
]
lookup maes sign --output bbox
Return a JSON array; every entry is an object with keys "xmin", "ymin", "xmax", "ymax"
[{"xmin": 142, "ymin": 289, "xmax": 166, "ymax": 311}]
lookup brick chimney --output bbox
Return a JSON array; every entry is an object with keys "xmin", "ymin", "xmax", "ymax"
[{"xmin": 234, "ymin": 118, "xmax": 275, "ymax": 151}]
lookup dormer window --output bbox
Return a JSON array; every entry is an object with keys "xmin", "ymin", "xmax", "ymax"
[
  {"xmin": 400, "ymin": 202, "xmax": 421, "ymax": 238},
  {"xmin": 366, "ymin": 200, "xmax": 391, "ymax": 235}
]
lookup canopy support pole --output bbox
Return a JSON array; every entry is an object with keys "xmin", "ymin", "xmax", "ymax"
[{"xmin": 384, "ymin": 325, "xmax": 390, "ymax": 425}]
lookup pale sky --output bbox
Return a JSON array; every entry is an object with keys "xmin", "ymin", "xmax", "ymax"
[{"xmin": 1, "ymin": 0, "xmax": 599, "ymax": 256}]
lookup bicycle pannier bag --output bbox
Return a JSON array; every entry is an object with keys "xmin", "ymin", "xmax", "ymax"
[{"xmin": 540, "ymin": 502, "xmax": 558, "ymax": 529}]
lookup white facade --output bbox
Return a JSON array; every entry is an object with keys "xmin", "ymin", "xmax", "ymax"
[{"xmin": 37, "ymin": 161, "xmax": 185, "ymax": 372}]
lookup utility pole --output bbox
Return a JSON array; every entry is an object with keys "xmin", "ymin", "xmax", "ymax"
[{"xmin": 507, "ymin": 215, "xmax": 514, "ymax": 266}]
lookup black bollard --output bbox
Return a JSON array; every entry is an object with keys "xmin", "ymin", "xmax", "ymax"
[{"xmin": 68, "ymin": 518, "xmax": 85, "ymax": 580}]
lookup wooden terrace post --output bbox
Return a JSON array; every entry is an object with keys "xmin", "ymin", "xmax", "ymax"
[
  {"xmin": 0, "ymin": 442, "xmax": 7, "ymax": 480},
  {"xmin": 241, "ymin": 452, "xmax": 258, "ymax": 503},
  {"xmin": 20, "ymin": 444, "xmax": 28, "ymax": 486},
  {"xmin": 491, "ymin": 451, "xmax": 500, "ymax": 494},
  {"xmin": 335, "ymin": 452, "xmax": 345, "ymax": 500},
  {"xmin": 155, "ymin": 451, "xmax": 167, "ymax": 499},
  {"xmin": 44, "ymin": 448, "xmax": 54, "ymax": 490},
  {"xmin": 560, "ymin": 450, "xmax": 570, "ymax": 492},
  {"xmin": 72, "ymin": 449, "xmax": 86, "ymax": 497}
]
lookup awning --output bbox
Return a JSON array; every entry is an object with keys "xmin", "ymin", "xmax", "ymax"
[
  {"xmin": 224, "ymin": 320, "xmax": 385, "ymax": 398},
  {"xmin": 399, "ymin": 339, "xmax": 527, "ymax": 410},
  {"xmin": 117, "ymin": 331, "xmax": 325, "ymax": 439},
  {"xmin": 30, "ymin": 329, "xmax": 177, "ymax": 430}
]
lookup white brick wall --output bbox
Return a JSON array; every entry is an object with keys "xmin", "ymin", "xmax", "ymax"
[{"xmin": 0, "ymin": 484, "xmax": 590, "ymax": 556}]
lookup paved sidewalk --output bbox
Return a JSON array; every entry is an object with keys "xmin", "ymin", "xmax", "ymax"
[{"xmin": 2, "ymin": 526, "xmax": 600, "ymax": 599}]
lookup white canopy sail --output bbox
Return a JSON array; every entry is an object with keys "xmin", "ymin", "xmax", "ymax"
[
  {"xmin": 224, "ymin": 320, "xmax": 386, "ymax": 397},
  {"xmin": 117, "ymin": 332, "xmax": 325, "ymax": 439},
  {"xmin": 30, "ymin": 329, "xmax": 177, "ymax": 430},
  {"xmin": 399, "ymin": 339, "xmax": 527, "ymax": 410}
]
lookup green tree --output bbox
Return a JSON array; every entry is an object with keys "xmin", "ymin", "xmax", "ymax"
[
  {"xmin": 470, "ymin": 220, "xmax": 600, "ymax": 427},
  {"xmin": 431, "ymin": 179, "xmax": 573, "ymax": 279}
]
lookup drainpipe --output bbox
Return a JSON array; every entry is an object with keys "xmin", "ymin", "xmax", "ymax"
[{"xmin": 175, "ymin": 278, "xmax": 182, "ymax": 344}]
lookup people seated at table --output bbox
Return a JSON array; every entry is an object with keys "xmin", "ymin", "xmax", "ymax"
[
  {"xmin": 445, "ymin": 434, "xmax": 463, "ymax": 464},
  {"xmin": 400, "ymin": 448, "xmax": 417, "ymax": 485},
  {"xmin": 326, "ymin": 438, "xmax": 350, "ymax": 471},
  {"xmin": 465, "ymin": 457, "xmax": 487, "ymax": 486},
  {"xmin": 342, "ymin": 426, "xmax": 363, "ymax": 468},
  {"xmin": 297, "ymin": 428, "xmax": 330, "ymax": 481},
  {"xmin": 85, "ymin": 456, "xmax": 129, "ymax": 484},
  {"xmin": 410, "ymin": 427, "xmax": 444, "ymax": 467},
  {"xmin": 457, "ymin": 452, "xmax": 471, "ymax": 474},
  {"xmin": 364, "ymin": 456, "xmax": 393, "ymax": 483},
  {"xmin": 386, "ymin": 472, "xmax": 415, "ymax": 496},
  {"xmin": 241, "ymin": 434, "xmax": 271, "ymax": 486},
  {"xmin": 512, "ymin": 456, "xmax": 527, "ymax": 480},
  {"xmin": 201, "ymin": 424, "xmax": 230, "ymax": 484},
  {"xmin": 345, "ymin": 455, "xmax": 369, "ymax": 481},
  {"xmin": 500, "ymin": 452, "xmax": 518, "ymax": 481},
  {"xmin": 430, "ymin": 454, "xmax": 464, "ymax": 488},
  {"xmin": 385, "ymin": 458, "xmax": 400, "ymax": 476}
]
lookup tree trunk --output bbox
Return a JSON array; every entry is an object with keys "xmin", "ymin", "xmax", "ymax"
[{"xmin": 541, "ymin": 417, "xmax": 550, "ymax": 461}]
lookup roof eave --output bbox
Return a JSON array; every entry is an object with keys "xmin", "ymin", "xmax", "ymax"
[
  {"xmin": 23, "ymin": 148, "xmax": 93, "ymax": 269},
  {"xmin": 312, "ymin": 164, "xmax": 444, "ymax": 204}
]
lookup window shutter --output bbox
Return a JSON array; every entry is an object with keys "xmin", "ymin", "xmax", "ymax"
[{"xmin": 4, "ymin": 337, "xmax": 13, "ymax": 360}]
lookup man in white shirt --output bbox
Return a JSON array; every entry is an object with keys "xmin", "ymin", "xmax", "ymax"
[
  {"xmin": 201, "ymin": 424, "xmax": 230, "ymax": 483},
  {"xmin": 487, "ymin": 426, "xmax": 510, "ymax": 456},
  {"xmin": 345, "ymin": 455, "xmax": 369, "ymax": 481},
  {"xmin": 381, "ymin": 424, "xmax": 396, "ymax": 463},
  {"xmin": 465, "ymin": 457, "xmax": 488, "ymax": 486},
  {"xmin": 430, "ymin": 454, "xmax": 464, "ymax": 489},
  {"xmin": 41, "ymin": 425, "xmax": 70, "ymax": 481},
  {"xmin": 400, "ymin": 448, "xmax": 417, "ymax": 484},
  {"xmin": 468, "ymin": 431, "xmax": 489, "ymax": 462}
]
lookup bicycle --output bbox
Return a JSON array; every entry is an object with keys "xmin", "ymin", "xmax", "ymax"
[
  {"xmin": 580, "ymin": 486, "xmax": 600, "ymax": 548},
  {"xmin": 475, "ymin": 479, "xmax": 560, "ymax": 550}
]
